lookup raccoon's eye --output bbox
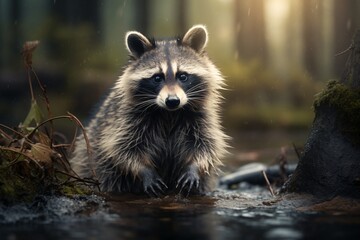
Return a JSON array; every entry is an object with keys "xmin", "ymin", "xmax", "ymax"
[
  {"xmin": 153, "ymin": 74, "xmax": 164, "ymax": 83},
  {"xmin": 178, "ymin": 73, "xmax": 188, "ymax": 82}
]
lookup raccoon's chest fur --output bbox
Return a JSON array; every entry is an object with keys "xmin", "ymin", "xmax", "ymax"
[
  {"xmin": 134, "ymin": 109, "xmax": 205, "ymax": 180},
  {"xmin": 140, "ymin": 108, "xmax": 204, "ymax": 160}
]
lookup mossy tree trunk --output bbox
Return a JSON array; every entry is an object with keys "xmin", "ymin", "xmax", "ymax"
[{"xmin": 283, "ymin": 30, "xmax": 360, "ymax": 199}]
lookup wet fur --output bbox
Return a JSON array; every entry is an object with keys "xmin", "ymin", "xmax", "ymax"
[{"xmin": 71, "ymin": 25, "xmax": 228, "ymax": 196}]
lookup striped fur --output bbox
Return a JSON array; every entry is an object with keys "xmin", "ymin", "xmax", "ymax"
[{"xmin": 70, "ymin": 25, "xmax": 229, "ymax": 196}]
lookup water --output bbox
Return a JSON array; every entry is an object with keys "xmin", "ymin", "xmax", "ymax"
[
  {"xmin": 1, "ymin": 190, "xmax": 359, "ymax": 240},
  {"xmin": 1, "ymin": 130, "xmax": 359, "ymax": 239}
]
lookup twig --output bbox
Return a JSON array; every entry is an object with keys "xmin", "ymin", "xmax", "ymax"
[
  {"xmin": 22, "ymin": 41, "xmax": 54, "ymax": 139},
  {"xmin": 31, "ymin": 68, "xmax": 53, "ymax": 139},
  {"xmin": 66, "ymin": 112, "xmax": 99, "ymax": 188},
  {"xmin": 0, "ymin": 146, "xmax": 44, "ymax": 173},
  {"xmin": 292, "ymin": 143, "xmax": 301, "ymax": 161},
  {"xmin": 278, "ymin": 147, "xmax": 287, "ymax": 182},
  {"xmin": 55, "ymin": 170, "xmax": 99, "ymax": 185},
  {"xmin": 26, "ymin": 115, "xmax": 70, "ymax": 138},
  {"xmin": 53, "ymin": 143, "xmax": 72, "ymax": 148},
  {"xmin": 0, "ymin": 128, "xmax": 13, "ymax": 142},
  {"xmin": 22, "ymin": 41, "xmax": 39, "ymax": 102},
  {"xmin": 334, "ymin": 43, "xmax": 354, "ymax": 57},
  {"xmin": 0, "ymin": 124, "xmax": 33, "ymax": 145},
  {"xmin": 67, "ymin": 112, "xmax": 92, "ymax": 156},
  {"xmin": 262, "ymin": 170, "xmax": 275, "ymax": 197},
  {"xmin": 27, "ymin": 71, "xmax": 35, "ymax": 101},
  {"xmin": 69, "ymin": 126, "xmax": 78, "ymax": 154},
  {"xmin": 32, "ymin": 69, "xmax": 51, "ymax": 117}
]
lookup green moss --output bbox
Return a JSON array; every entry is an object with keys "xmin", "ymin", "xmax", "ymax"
[
  {"xmin": 0, "ymin": 148, "xmax": 92, "ymax": 204},
  {"xmin": 60, "ymin": 184, "xmax": 90, "ymax": 197},
  {"xmin": 314, "ymin": 80, "xmax": 360, "ymax": 145},
  {"xmin": 0, "ymin": 165, "xmax": 38, "ymax": 203}
]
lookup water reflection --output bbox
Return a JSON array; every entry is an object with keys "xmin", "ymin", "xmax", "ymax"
[
  {"xmin": 1, "ymin": 191, "xmax": 360, "ymax": 240},
  {"xmin": 106, "ymin": 195, "xmax": 218, "ymax": 240}
]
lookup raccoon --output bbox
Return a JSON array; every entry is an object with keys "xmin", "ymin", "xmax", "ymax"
[{"xmin": 71, "ymin": 25, "xmax": 228, "ymax": 197}]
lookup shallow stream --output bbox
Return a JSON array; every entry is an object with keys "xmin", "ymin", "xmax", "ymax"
[
  {"xmin": 1, "ymin": 188, "xmax": 360, "ymax": 240},
  {"xmin": 1, "ymin": 130, "xmax": 359, "ymax": 239}
]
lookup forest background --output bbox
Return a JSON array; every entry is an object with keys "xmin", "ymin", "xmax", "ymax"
[{"xmin": 1, "ymin": 0, "xmax": 359, "ymax": 156}]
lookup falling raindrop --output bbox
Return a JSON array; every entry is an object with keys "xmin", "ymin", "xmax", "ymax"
[{"xmin": 347, "ymin": 19, "xmax": 352, "ymax": 30}]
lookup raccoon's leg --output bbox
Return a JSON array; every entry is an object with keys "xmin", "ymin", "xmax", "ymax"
[
  {"xmin": 176, "ymin": 162, "xmax": 201, "ymax": 196},
  {"xmin": 131, "ymin": 156, "xmax": 168, "ymax": 197},
  {"xmin": 97, "ymin": 153, "xmax": 167, "ymax": 196},
  {"xmin": 140, "ymin": 166, "xmax": 168, "ymax": 197},
  {"xmin": 122, "ymin": 154, "xmax": 168, "ymax": 197},
  {"xmin": 176, "ymin": 141, "xmax": 219, "ymax": 196}
]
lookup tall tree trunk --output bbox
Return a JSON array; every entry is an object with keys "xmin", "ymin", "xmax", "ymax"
[
  {"xmin": 302, "ymin": 0, "xmax": 320, "ymax": 78},
  {"xmin": 319, "ymin": 0, "xmax": 335, "ymax": 80},
  {"xmin": 10, "ymin": 0, "xmax": 21, "ymax": 68},
  {"xmin": 234, "ymin": 0, "xmax": 266, "ymax": 61},
  {"xmin": 283, "ymin": 30, "xmax": 360, "ymax": 199},
  {"xmin": 176, "ymin": 0, "xmax": 187, "ymax": 34},
  {"xmin": 334, "ymin": 0, "xmax": 359, "ymax": 77},
  {"xmin": 134, "ymin": 0, "xmax": 149, "ymax": 35}
]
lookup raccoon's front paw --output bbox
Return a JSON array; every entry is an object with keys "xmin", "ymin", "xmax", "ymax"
[
  {"xmin": 176, "ymin": 165, "xmax": 200, "ymax": 196},
  {"xmin": 141, "ymin": 168, "xmax": 167, "ymax": 197}
]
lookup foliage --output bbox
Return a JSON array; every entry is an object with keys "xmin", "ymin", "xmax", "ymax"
[
  {"xmin": 0, "ymin": 41, "xmax": 99, "ymax": 204},
  {"xmin": 221, "ymin": 60, "xmax": 323, "ymax": 129}
]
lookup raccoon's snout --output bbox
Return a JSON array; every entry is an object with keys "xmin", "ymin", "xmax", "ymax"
[
  {"xmin": 157, "ymin": 84, "xmax": 187, "ymax": 110},
  {"xmin": 165, "ymin": 95, "xmax": 180, "ymax": 109}
]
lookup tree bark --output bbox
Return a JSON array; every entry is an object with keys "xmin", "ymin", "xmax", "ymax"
[{"xmin": 283, "ymin": 30, "xmax": 360, "ymax": 199}]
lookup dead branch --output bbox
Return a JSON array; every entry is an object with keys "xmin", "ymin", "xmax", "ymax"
[{"xmin": 262, "ymin": 170, "xmax": 275, "ymax": 197}]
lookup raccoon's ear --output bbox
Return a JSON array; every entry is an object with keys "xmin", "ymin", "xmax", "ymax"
[
  {"xmin": 125, "ymin": 31, "xmax": 154, "ymax": 58},
  {"xmin": 181, "ymin": 25, "xmax": 208, "ymax": 53}
]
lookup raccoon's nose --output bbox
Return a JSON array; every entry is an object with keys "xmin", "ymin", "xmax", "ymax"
[{"xmin": 165, "ymin": 95, "xmax": 180, "ymax": 109}]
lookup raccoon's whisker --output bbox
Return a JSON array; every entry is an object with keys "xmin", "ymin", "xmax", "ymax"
[
  {"xmin": 187, "ymin": 90, "xmax": 208, "ymax": 96},
  {"xmin": 186, "ymin": 84, "xmax": 208, "ymax": 91},
  {"xmin": 134, "ymin": 98, "xmax": 156, "ymax": 104},
  {"xmin": 134, "ymin": 89, "xmax": 157, "ymax": 94},
  {"xmin": 135, "ymin": 99, "xmax": 156, "ymax": 109},
  {"xmin": 187, "ymin": 88, "xmax": 207, "ymax": 93},
  {"xmin": 187, "ymin": 97, "xmax": 204, "ymax": 101},
  {"xmin": 185, "ymin": 100, "xmax": 201, "ymax": 110},
  {"xmin": 141, "ymin": 103, "xmax": 158, "ymax": 113},
  {"xmin": 135, "ymin": 99, "xmax": 153, "ymax": 105},
  {"xmin": 186, "ymin": 83, "xmax": 207, "ymax": 93},
  {"xmin": 133, "ymin": 93, "xmax": 157, "ymax": 98},
  {"xmin": 134, "ymin": 100, "xmax": 158, "ymax": 113},
  {"xmin": 186, "ymin": 96, "xmax": 206, "ymax": 102}
]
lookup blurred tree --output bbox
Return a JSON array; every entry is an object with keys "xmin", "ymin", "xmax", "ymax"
[
  {"xmin": 9, "ymin": 0, "xmax": 21, "ymax": 68},
  {"xmin": 134, "ymin": 0, "xmax": 150, "ymax": 35},
  {"xmin": 334, "ymin": 0, "xmax": 360, "ymax": 76},
  {"xmin": 302, "ymin": 0, "xmax": 320, "ymax": 78},
  {"xmin": 50, "ymin": 0, "xmax": 100, "ymax": 30},
  {"xmin": 303, "ymin": 0, "xmax": 360, "ymax": 80},
  {"xmin": 44, "ymin": 0, "xmax": 101, "ymax": 59},
  {"xmin": 234, "ymin": 0, "xmax": 266, "ymax": 61},
  {"xmin": 176, "ymin": 0, "xmax": 187, "ymax": 34},
  {"xmin": 317, "ymin": 0, "xmax": 335, "ymax": 80}
]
